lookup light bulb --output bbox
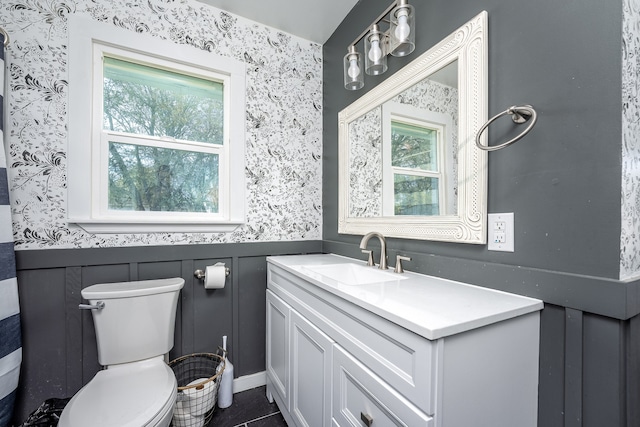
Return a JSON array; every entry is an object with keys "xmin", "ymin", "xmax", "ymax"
[
  {"xmin": 347, "ymin": 56, "xmax": 360, "ymax": 79},
  {"xmin": 395, "ymin": 9, "xmax": 411, "ymax": 41},
  {"xmin": 368, "ymin": 37, "xmax": 383, "ymax": 62}
]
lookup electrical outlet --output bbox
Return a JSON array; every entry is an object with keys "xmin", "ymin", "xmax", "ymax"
[{"xmin": 488, "ymin": 213, "xmax": 514, "ymax": 252}]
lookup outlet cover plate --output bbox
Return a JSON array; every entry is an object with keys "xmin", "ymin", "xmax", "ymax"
[{"xmin": 488, "ymin": 213, "xmax": 514, "ymax": 252}]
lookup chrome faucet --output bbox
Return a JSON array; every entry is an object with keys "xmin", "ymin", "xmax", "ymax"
[{"xmin": 359, "ymin": 232, "xmax": 388, "ymax": 270}]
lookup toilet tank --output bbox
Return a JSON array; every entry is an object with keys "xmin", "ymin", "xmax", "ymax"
[{"xmin": 82, "ymin": 278, "xmax": 184, "ymax": 366}]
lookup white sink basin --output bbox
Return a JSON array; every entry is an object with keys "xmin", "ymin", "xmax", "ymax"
[{"xmin": 303, "ymin": 263, "xmax": 408, "ymax": 285}]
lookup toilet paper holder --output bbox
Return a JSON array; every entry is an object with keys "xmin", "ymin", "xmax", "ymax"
[{"xmin": 194, "ymin": 263, "xmax": 230, "ymax": 280}]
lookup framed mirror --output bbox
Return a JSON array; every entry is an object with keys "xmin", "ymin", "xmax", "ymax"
[{"xmin": 338, "ymin": 11, "xmax": 488, "ymax": 243}]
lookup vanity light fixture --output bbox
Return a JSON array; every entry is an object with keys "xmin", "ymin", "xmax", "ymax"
[
  {"xmin": 365, "ymin": 24, "xmax": 387, "ymax": 75},
  {"xmin": 343, "ymin": 0, "xmax": 416, "ymax": 90},
  {"xmin": 344, "ymin": 45, "xmax": 364, "ymax": 90},
  {"xmin": 390, "ymin": 0, "xmax": 415, "ymax": 56}
]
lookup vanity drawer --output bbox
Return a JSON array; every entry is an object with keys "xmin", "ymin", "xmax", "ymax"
[
  {"xmin": 269, "ymin": 266, "xmax": 436, "ymax": 415},
  {"xmin": 332, "ymin": 345, "xmax": 433, "ymax": 427}
]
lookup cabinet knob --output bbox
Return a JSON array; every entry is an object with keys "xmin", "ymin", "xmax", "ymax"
[{"xmin": 361, "ymin": 412, "xmax": 373, "ymax": 427}]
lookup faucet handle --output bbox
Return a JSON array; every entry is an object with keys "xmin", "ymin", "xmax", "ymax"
[
  {"xmin": 361, "ymin": 249, "xmax": 375, "ymax": 267},
  {"xmin": 394, "ymin": 255, "xmax": 412, "ymax": 273}
]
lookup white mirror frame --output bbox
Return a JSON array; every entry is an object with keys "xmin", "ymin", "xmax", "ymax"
[{"xmin": 338, "ymin": 11, "xmax": 488, "ymax": 243}]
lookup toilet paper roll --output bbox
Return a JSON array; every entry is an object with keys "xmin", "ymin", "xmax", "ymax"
[
  {"xmin": 181, "ymin": 377, "xmax": 216, "ymax": 416},
  {"xmin": 204, "ymin": 264, "xmax": 226, "ymax": 289}
]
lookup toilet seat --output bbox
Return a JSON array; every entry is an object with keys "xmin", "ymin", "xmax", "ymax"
[{"xmin": 59, "ymin": 357, "xmax": 177, "ymax": 427}]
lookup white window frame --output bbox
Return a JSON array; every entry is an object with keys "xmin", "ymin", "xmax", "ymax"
[
  {"xmin": 68, "ymin": 16, "xmax": 246, "ymax": 233},
  {"xmin": 382, "ymin": 102, "xmax": 454, "ymax": 216}
]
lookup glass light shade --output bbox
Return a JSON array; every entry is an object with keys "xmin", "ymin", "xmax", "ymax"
[
  {"xmin": 390, "ymin": 1, "xmax": 415, "ymax": 57},
  {"xmin": 344, "ymin": 46, "xmax": 364, "ymax": 90},
  {"xmin": 364, "ymin": 24, "xmax": 388, "ymax": 75}
]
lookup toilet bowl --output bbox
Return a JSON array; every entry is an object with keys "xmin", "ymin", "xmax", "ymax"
[
  {"xmin": 59, "ymin": 357, "xmax": 177, "ymax": 427},
  {"xmin": 58, "ymin": 278, "xmax": 184, "ymax": 427}
]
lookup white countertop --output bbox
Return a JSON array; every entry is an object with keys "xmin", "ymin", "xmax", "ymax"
[{"xmin": 267, "ymin": 253, "xmax": 543, "ymax": 340}]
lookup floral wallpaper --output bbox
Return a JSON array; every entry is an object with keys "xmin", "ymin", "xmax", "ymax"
[
  {"xmin": 621, "ymin": 0, "xmax": 640, "ymax": 280},
  {"xmin": 0, "ymin": 0, "xmax": 322, "ymax": 249},
  {"xmin": 347, "ymin": 77, "xmax": 458, "ymax": 218},
  {"xmin": 348, "ymin": 106, "xmax": 382, "ymax": 217}
]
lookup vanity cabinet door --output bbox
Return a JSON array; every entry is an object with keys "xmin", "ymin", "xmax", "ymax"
[
  {"xmin": 266, "ymin": 290, "xmax": 290, "ymax": 411},
  {"xmin": 290, "ymin": 310, "xmax": 334, "ymax": 427},
  {"xmin": 332, "ymin": 346, "xmax": 433, "ymax": 427}
]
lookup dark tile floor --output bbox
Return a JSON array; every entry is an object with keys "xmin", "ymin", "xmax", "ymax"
[{"xmin": 206, "ymin": 386, "xmax": 287, "ymax": 427}]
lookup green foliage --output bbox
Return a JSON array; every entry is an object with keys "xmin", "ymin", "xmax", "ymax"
[
  {"xmin": 102, "ymin": 61, "xmax": 224, "ymax": 213},
  {"xmin": 103, "ymin": 78, "xmax": 224, "ymax": 144},
  {"xmin": 393, "ymin": 174, "xmax": 439, "ymax": 215},
  {"xmin": 391, "ymin": 121, "xmax": 437, "ymax": 170},
  {"xmin": 108, "ymin": 142, "xmax": 219, "ymax": 213},
  {"xmin": 391, "ymin": 121, "xmax": 440, "ymax": 215}
]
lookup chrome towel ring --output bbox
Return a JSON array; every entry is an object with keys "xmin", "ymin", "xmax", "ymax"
[{"xmin": 475, "ymin": 105, "xmax": 537, "ymax": 151}]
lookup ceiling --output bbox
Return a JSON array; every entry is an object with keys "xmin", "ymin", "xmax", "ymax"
[{"xmin": 196, "ymin": 0, "xmax": 359, "ymax": 44}]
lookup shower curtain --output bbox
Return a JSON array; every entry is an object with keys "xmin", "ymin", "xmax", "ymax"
[{"xmin": 0, "ymin": 30, "xmax": 22, "ymax": 427}]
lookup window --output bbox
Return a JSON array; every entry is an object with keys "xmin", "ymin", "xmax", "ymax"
[
  {"xmin": 98, "ymin": 51, "xmax": 228, "ymax": 218},
  {"xmin": 390, "ymin": 119, "xmax": 443, "ymax": 215},
  {"xmin": 68, "ymin": 17, "xmax": 245, "ymax": 233},
  {"xmin": 382, "ymin": 102, "xmax": 454, "ymax": 216}
]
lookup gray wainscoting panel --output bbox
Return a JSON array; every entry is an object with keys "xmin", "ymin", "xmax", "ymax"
[
  {"xmin": 64, "ymin": 267, "xmax": 82, "ymax": 396},
  {"xmin": 537, "ymin": 304, "xmax": 565, "ymax": 427},
  {"xmin": 628, "ymin": 314, "xmax": 640, "ymax": 424},
  {"xmin": 190, "ymin": 257, "xmax": 233, "ymax": 354},
  {"xmin": 138, "ymin": 261, "xmax": 183, "ymax": 281},
  {"xmin": 582, "ymin": 313, "xmax": 625, "ymax": 427},
  {"xmin": 534, "ymin": 295, "xmax": 633, "ymax": 427},
  {"xmin": 13, "ymin": 241, "xmax": 321, "ymax": 424},
  {"xmin": 16, "ymin": 268, "xmax": 67, "ymax": 417},
  {"xmin": 564, "ymin": 308, "xmax": 583, "ymax": 427},
  {"xmin": 237, "ymin": 256, "xmax": 269, "ymax": 376},
  {"xmin": 534, "ymin": 304, "xmax": 632, "ymax": 427}
]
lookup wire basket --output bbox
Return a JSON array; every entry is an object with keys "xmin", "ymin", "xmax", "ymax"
[{"xmin": 169, "ymin": 352, "xmax": 225, "ymax": 427}]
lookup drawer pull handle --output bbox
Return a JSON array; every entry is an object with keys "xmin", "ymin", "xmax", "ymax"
[{"xmin": 361, "ymin": 412, "xmax": 373, "ymax": 426}]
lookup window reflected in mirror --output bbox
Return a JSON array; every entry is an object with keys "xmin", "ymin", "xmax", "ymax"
[
  {"xmin": 390, "ymin": 120, "xmax": 441, "ymax": 216},
  {"xmin": 347, "ymin": 60, "xmax": 458, "ymax": 218}
]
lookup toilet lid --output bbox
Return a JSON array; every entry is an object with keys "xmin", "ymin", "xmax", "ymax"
[{"xmin": 59, "ymin": 358, "xmax": 177, "ymax": 427}]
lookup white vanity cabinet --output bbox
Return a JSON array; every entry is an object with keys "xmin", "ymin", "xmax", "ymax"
[
  {"xmin": 267, "ymin": 290, "xmax": 334, "ymax": 427},
  {"xmin": 266, "ymin": 254, "xmax": 543, "ymax": 427},
  {"xmin": 265, "ymin": 289, "xmax": 291, "ymax": 411}
]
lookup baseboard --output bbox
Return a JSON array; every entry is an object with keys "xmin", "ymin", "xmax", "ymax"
[{"xmin": 233, "ymin": 371, "xmax": 266, "ymax": 394}]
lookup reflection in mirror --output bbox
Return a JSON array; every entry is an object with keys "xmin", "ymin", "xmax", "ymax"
[
  {"xmin": 348, "ymin": 61, "xmax": 458, "ymax": 218},
  {"xmin": 338, "ymin": 11, "xmax": 488, "ymax": 243}
]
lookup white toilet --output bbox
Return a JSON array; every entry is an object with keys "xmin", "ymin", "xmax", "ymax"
[{"xmin": 59, "ymin": 277, "xmax": 185, "ymax": 427}]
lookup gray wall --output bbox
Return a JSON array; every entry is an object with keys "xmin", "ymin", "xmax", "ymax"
[
  {"xmin": 323, "ymin": 0, "xmax": 622, "ymax": 278},
  {"xmin": 12, "ymin": 241, "xmax": 321, "ymax": 424},
  {"xmin": 323, "ymin": 0, "xmax": 640, "ymax": 426}
]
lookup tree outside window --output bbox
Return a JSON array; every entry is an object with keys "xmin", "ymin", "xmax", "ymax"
[{"xmin": 102, "ymin": 57, "xmax": 225, "ymax": 214}]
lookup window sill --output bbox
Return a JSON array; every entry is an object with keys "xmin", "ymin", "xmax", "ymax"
[{"xmin": 69, "ymin": 218, "xmax": 243, "ymax": 234}]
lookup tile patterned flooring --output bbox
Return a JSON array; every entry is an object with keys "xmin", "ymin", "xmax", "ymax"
[{"xmin": 206, "ymin": 386, "xmax": 286, "ymax": 427}]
